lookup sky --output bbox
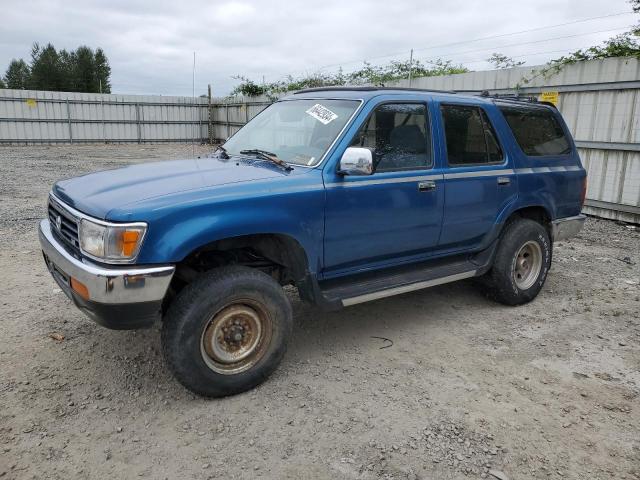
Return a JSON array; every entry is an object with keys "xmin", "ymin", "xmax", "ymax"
[{"xmin": 0, "ymin": 0, "xmax": 635, "ymax": 97}]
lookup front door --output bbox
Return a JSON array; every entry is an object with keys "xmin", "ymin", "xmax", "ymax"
[{"xmin": 322, "ymin": 100, "xmax": 444, "ymax": 277}]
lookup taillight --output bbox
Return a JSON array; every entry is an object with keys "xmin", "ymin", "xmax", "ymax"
[{"xmin": 580, "ymin": 176, "xmax": 587, "ymax": 207}]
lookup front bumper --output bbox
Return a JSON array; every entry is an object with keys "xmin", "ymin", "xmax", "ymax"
[
  {"xmin": 38, "ymin": 219, "xmax": 175, "ymax": 329},
  {"xmin": 551, "ymin": 214, "xmax": 586, "ymax": 241}
]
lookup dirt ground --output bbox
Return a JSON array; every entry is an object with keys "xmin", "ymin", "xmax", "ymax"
[{"xmin": 0, "ymin": 144, "xmax": 638, "ymax": 480}]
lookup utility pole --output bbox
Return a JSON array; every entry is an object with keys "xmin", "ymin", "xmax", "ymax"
[{"xmin": 408, "ymin": 49, "xmax": 414, "ymax": 87}]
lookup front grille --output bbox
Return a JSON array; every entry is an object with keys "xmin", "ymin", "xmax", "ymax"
[{"xmin": 48, "ymin": 197, "xmax": 81, "ymax": 253}]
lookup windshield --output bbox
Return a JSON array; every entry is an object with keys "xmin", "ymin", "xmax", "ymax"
[{"xmin": 223, "ymin": 99, "xmax": 360, "ymax": 166}]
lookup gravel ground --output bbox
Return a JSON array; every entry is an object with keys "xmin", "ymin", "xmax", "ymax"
[{"xmin": 0, "ymin": 144, "xmax": 639, "ymax": 480}]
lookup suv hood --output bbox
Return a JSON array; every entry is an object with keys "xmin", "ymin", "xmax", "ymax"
[{"xmin": 53, "ymin": 157, "xmax": 307, "ymax": 219}]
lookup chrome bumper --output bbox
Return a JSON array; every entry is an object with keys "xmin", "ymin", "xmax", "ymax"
[
  {"xmin": 39, "ymin": 219, "xmax": 175, "ymax": 328},
  {"xmin": 551, "ymin": 214, "xmax": 586, "ymax": 241}
]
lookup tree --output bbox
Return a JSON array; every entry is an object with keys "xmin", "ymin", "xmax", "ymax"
[
  {"xmin": 29, "ymin": 43, "xmax": 63, "ymax": 90},
  {"xmin": 231, "ymin": 58, "xmax": 470, "ymax": 97},
  {"xmin": 487, "ymin": 53, "xmax": 525, "ymax": 69},
  {"xmin": 74, "ymin": 46, "xmax": 97, "ymax": 92},
  {"xmin": 57, "ymin": 49, "xmax": 77, "ymax": 91},
  {"xmin": 1, "ymin": 42, "xmax": 112, "ymax": 93},
  {"xmin": 94, "ymin": 48, "xmax": 111, "ymax": 93},
  {"xmin": 4, "ymin": 59, "xmax": 30, "ymax": 89},
  {"xmin": 0, "ymin": 78, "xmax": 5, "ymax": 89}
]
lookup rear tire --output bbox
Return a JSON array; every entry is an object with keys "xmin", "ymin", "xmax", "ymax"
[
  {"xmin": 161, "ymin": 266, "xmax": 292, "ymax": 397},
  {"xmin": 480, "ymin": 219, "xmax": 552, "ymax": 306}
]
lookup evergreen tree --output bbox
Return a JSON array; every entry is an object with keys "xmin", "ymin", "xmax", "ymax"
[
  {"xmin": 4, "ymin": 59, "xmax": 31, "ymax": 89},
  {"xmin": 94, "ymin": 48, "xmax": 111, "ymax": 93},
  {"xmin": 2, "ymin": 42, "xmax": 112, "ymax": 93},
  {"xmin": 29, "ymin": 43, "xmax": 63, "ymax": 90},
  {"xmin": 74, "ymin": 46, "xmax": 96, "ymax": 92},
  {"xmin": 58, "ymin": 49, "xmax": 77, "ymax": 91}
]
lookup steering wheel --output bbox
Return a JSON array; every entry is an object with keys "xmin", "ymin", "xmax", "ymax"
[{"xmin": 373, "ymin": 144, "xmax": 394, "ymax": 170}]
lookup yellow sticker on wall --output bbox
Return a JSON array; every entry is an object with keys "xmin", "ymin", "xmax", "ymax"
[
  {"xmin": 539, "ymin": 91, "xmax": 559, "ymax": 106},
  {"xmin": 26, "ymin": 98, "xmax": 37, "ymax": 108}
]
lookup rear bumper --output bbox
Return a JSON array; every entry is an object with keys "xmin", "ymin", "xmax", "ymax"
[
  {"xmin": 551, "ymin": 214, "xmax": 586, "ymax": 241},
  {"xmin": 39, "ymin": 219, "xmax": 175, "ymax": 329}
]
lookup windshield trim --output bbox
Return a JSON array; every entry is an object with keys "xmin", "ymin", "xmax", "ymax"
[{"xmin": 223, "ymin": 97, "xmax": 364, "ymax": 169}]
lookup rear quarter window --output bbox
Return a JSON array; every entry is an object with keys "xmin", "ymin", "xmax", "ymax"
[{"xmin": 499, "ymin": 105, "xmax": 571, "ymax": 156}]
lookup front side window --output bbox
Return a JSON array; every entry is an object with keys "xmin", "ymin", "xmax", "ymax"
[
  {"xmin": 223, "ymin": 99, "xmax": 360, "ymax": 166},
  {"xmin": 441, "ymin": 104, "xmax": 503, "ymax": 166},
  {"xmin": 499, "ymin": 105, "xmax": 571, "ymax": 156},
  {"xmin": 350, "ymin": 103, "xmax": 431, "ymax": 172}
]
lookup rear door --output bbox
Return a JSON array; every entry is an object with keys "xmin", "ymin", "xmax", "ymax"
[
  {"xmin": 322, "ymin": 99, "xmax": 444, "ymax": 276},
  {"xmin": 498, "ymin": 103, "xmax": 585, "ymax": 219},
  {"xmin": 436, "ymin": 102, "xmax": 518, "ymax": 250}
]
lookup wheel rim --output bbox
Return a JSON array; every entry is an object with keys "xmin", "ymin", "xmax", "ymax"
[
  {"xmin": 513, "ymin": 240, "xmax": 543, "ymax": 290},
  {"xmin": 200, "ymin": 300, "xmax": 272, "ymax": 375}
]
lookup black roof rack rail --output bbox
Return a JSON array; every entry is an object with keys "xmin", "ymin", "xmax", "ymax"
[
  {"xmin": 477, "ymin": 90, "xmax": 557, "ymax": 108},
  {"xmin": 293, "ymin": 86, "xmax": 457, "ymax": 94},
  {"xmin": 479, "ymin": 90, "xmax": 539, "ymax": 103}
]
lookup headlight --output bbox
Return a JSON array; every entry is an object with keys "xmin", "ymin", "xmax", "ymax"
[{"xmin": 79, "ymin": 219, "xmax": 147, "ymax": 262}]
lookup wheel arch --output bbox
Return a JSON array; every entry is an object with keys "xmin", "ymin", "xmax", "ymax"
[
  {"xmin": 498, "ymin": 204, "xmax": 553, "ymax": 239},
  {"xmin": 181, "ymin": 232, "xmax": 311, "ymax": 279}
]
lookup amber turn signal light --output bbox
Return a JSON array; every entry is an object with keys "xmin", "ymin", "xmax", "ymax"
[
  {"xmin": 118, "ymin": 230, "xmax": 141, "ymax": 257},
  {"xmin": 70, "ymin": 277, "xmax": 90, "ymax": 300}
]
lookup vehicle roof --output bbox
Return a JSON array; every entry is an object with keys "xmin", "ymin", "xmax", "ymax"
[
  {"xmin": 289, "ymin": 86, "xmax": 466, "ymax": 101},
  {"xmin": 287, "ymin": 86, "xmax": 550, "ymax": 108}
]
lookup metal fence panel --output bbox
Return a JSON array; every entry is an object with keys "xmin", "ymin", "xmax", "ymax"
[
  {"xmin": 580, "ymin": 148, "xmax": 640, "ymax": 222},
  {"xmin": 0, "ymin": 89, "xmax": 209, "ymax": 144}
]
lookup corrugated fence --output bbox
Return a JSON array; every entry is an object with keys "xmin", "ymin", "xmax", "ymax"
[{"xmin": 0, "ymin": 90, "xmax": 209, "ymax": 143}]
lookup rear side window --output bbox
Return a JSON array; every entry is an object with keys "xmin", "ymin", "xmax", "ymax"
[
  {"xmin": 499, "ymin": 105, "xmax": 571, "ymax": 156},
  {"xmin": 440, "ymin": 105, "xmax": 503, "ymax": 166}
]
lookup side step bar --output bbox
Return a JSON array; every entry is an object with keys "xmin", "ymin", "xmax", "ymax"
[
  {"xmin": 341, "ymin": 270, "xmax": 477, "ymax": 306},
  {"xmin": 317, "ymin": 244, "xmax": 496, "ymax": 309}
]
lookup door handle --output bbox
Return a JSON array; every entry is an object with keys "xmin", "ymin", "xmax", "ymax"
[
  {"xmin": 497, "ymin": 176, "xmax": 511, "ymax": 186},
  {"xmin": 418, "ymin": 180, "xmax": 436, "ymax": 192}
]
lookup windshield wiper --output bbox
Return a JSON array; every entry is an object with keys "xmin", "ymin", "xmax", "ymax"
[
  {"xmin": 213, "ymin": 145, "xmax": 229, "ymax": 159},
  {"xmin": 239, "ymin": 149, "xmax": 293, "ymax": 171}
]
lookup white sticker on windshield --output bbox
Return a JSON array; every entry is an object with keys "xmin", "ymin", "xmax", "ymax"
[{"xmin": 306, "ymin": 104, "xmax": 338, "ymax": 125}]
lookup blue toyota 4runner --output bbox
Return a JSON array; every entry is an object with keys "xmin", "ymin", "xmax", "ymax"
[{"xmin": 39, "ymin": 87, "xmax": 587, "ymax": 397}]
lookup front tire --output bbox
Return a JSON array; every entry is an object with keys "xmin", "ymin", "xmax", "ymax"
[
  {"xmin": 161, "ymin": 266, "xmax": 292, "ymax": 397},
  {"xmin": 480, "ymin": 219, "xmax": 552, "ymax": 306}
]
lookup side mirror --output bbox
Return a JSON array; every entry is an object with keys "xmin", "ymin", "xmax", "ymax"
[{"xmin": 338, "ymin": 147, "xmax": 373, "ymax": 176}]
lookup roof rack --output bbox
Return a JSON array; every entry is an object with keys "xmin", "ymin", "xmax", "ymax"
[
  {"xmin": 478, "ymin": 90, "xmax": 540, "ymax": 103},
  {"xmin": 294, "ymin": 86, "xmax": 457, "ymax": 94},
  {"xmin": 477, "ymin": 90, "xmax": 557, "ymax": 108}
]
